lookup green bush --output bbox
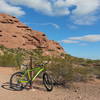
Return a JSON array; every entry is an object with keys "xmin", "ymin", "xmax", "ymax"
[
  {"xmin": 0, "ymin": 51, "xmax": 23, "ymax": 67},
  {"xmin": 93, "ymin": 66, "xmax": 100, "ymax": 79},
  {"xmin": 47, "ymin": 56, "xmax": 96, "ymax": 86},
  {"xmin": 73, "ymin": 66, "xmax": 93, "ymax": 81},
  {"xmin": 47, "ymin": 57, "xmax": 74, "ymax": 85},
  {"xmin": 0, "ymin": 45, "xmax": 6, "ymax": 50}
]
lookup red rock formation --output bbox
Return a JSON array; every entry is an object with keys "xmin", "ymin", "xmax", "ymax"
[{"xmin": 0, "ymin": 13, "xmax": 65, "ymax": 56}]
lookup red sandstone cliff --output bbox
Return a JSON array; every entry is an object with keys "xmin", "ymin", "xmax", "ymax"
[{"xmin": 0, "ymin": 13, "xmax": 65, "ymax": 56}]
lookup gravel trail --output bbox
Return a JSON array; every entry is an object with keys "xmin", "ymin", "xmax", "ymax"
[{"xmin": 0, "ymin": 67, "xmax": 100, "ymax": 100}]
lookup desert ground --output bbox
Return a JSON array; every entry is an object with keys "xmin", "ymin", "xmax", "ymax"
[{"xmin": 0, "ymin": 67, "xmax": 100, "ymax": 100}]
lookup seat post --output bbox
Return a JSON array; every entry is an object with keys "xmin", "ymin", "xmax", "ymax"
[{"xmin": 29, "ymin": 56, "xmax": 32, "ymax": 88}]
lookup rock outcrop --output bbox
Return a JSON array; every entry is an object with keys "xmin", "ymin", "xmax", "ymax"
[{"xmin": 0, "ymin": 13, "xmax": 65, "ymax": 56}]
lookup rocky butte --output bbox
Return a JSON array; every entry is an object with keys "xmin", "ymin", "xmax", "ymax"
[{"xmin": 0, "ymin": 13, "xmax": 65, "ymax": 56}]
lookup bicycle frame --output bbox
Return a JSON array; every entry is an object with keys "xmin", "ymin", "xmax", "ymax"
[{"xmin": 20, "ymin": 66, "xmax": 45, "ymax": 83}]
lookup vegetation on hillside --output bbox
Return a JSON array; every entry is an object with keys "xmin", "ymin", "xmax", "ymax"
[{"xmin": 0, "ymin": 45, "xmax": 100, "ymax": 86}]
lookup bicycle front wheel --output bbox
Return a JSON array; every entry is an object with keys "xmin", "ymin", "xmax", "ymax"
[
  {"xmin": 10, "ymin": 72, "xmax": 28, "ymax": 91},
  {"xmin": 43, "ymin": 72, "xmax": 53, "ymax": 91}
]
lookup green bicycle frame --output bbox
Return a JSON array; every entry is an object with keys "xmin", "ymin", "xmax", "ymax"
[{"xmin": 20, "ymin": 67, "xmax": 45, "ymax": 83}]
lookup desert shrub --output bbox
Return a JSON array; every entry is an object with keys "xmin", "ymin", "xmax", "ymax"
[
  {"xmin": 0, "ymin": 51, "xmax": 23, "ymax": 67},
  {"xmin": 47, "ymin": 56, "xmax": 96, "ymax": 86},
  {"xmin": 47, "ymin": 57, "xmax": 74, "ymax": 86},
  {"xmin": 29, "ymin": 49, "xmax": 50, "ymax": 65},
  {"xmin": 73, "ymin": 66, "xmax": 93, "ymax": 81},
  {"xmin": 93, "ymin": 66, "xmax": 100, "ymax": 79},
  {"xmin": 0, "ymin": 45, "xmax": 6, "ymax": 50}
]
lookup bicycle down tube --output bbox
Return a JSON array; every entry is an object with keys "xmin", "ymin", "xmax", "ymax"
[{"xmin": 20, "ymin": 67, "xmax": 44, "ymax": 83}]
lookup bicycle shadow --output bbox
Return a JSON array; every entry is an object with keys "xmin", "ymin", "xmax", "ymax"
[
  {"xmin": 1, "ymin": 81, "xmax": 46, "ymax": 92},
  {"xmin": 1, "ymin": 82, "xmax": 16, "ymax": 91}
]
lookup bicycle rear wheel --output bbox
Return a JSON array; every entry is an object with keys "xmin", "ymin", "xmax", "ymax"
[
  {"xmin": 43, "ymin": 72, "xmax": 53, "ymax": 91},
  {"xmin": 10, "ymin": 72, "xmax": 28, "ymax": 91}
]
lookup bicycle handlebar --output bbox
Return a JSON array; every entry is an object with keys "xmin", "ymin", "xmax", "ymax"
[{"xmin": 36, "ymin": 62, "xmax": 48, "ymax": 67}]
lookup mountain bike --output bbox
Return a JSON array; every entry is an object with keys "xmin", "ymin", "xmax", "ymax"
[{"xmin": 10, "ymin": 63, "xmax": 53, "ymax": 91}]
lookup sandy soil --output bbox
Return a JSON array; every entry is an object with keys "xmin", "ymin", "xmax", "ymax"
[{"xmin": 0, "ymin": 67, "xmax": 100, "ymax": 100}]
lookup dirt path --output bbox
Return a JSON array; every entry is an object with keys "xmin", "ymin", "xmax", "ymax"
[{"xmin": 0, "ymin": 67, "xmax": 100, "ymax": 100}]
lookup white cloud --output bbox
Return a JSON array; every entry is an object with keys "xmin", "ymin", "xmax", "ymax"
[
  {"xmin": 73, "ymin": 0, "xmax": 100, "ymax": 15},
  {"xmin": 71, "ymin": 0, "xmax": 100, "ymax": 25},
  {"xmin": 0, "ymin": 0, "xmax": 25, "ymax": 16},
  {"xmin": 50, "ymin": 23, "xmax": 60, "ymax": 29},
  {"xmin": 61, "ymin": 40, "xmax": 79, "ymax": 44},
  {"xmin": 54, "ymin": 0, "xmax": 67, "ymax": 7},
  {"xmin": 69, "ymin": 34, "xmax": 100, "ymax": 42},
  {"xmin": 55, "ymin": 0, "xmax": 100, "ymax": 25},
  {"xmin": 8, "ymin": 0, "xmax": 53, "ymax": 15},
  {"xmin": 54, "ymin": 0, "xmax": 75, "ymax": 7},
  {"xmin": 71, "ymin": 15, "xmax": 99, "ymax": 25},
  {"xmin": 38, "ymin": 23, "xmax": 60, "ymax": 29},
  {"xmin": 52, "ymin": 8, "xmax": 70, "ymax": 16},
  {"xmin": 8, "ymin": 0, "xmax": 70, "ymax": 16},
  {"xmin": 25, "ymin": 22, "xmax": 60, "ymax": 29},
  {"xmin": 61, "ymin": 34, "xmax": 100, "ymax": 44},
  {"xmin": 55, "ymin": 0, "xmax": 100, "ymax": 15},
  {"xmin": 0, "ymin": 0, "xmax": 100, "ymax": 25}
]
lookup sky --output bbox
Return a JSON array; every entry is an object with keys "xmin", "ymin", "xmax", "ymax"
[{"xmin": 0, "ymin": 0, "xmax": 100, "ymax": 59}]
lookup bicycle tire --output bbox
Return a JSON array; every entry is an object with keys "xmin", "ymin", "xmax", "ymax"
[
  {"xmin": 10, "ymin": 72, "xmax": 28, "ymax": 91},
  {"xmin": 43, "ymin": 72, "xmax": 53, "ymax": 91}
]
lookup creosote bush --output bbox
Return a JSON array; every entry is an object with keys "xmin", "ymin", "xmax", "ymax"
[
  {"xmin": 47, "ymin": 56, "xmax": 98, "ymax": 85},
  {"xmin": 0, "ymin": 51, "xmax": 23, "ymax": 67},
  {"xmin": 47, "ymin": 57, "xmax": 74, "ymax": 85},
  {"xmin": 0, "ymin": 46, "xmax": 24, "ymax": 67},
  {"xmin": 73, "ymin": 66, "xmax": 94, "ymax": 81},
  {"xmin": 93, "ymin": 66, "xmax": 100, "ymax": 79}
]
